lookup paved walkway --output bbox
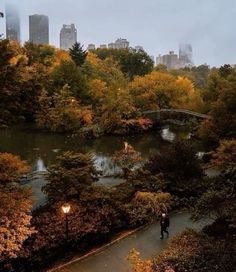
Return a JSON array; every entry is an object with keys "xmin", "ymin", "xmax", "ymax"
[{"xmin": 53, "ymin": 212, "xmax": 209, "ymax": 272}]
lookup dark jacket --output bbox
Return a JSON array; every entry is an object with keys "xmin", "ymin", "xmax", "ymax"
[{"xmin": 160, "ymin": 214, "xmax": 170, "ymax": 228}]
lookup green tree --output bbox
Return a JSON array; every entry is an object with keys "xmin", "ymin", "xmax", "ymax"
[
  {"xmin": 193, "ymin": 172, "xmax": 236, "ymax": 222},
  {"xmin": 145, "ymin": 140, "xmax": 203, "ymax": 197},
  {"xmin": 43, "ymin": 151, "xmax": 98, "ymax": 202},
  {"xmin": 118, "ymin": 48, "xmax": 154, "ymax": 79},
  {"xmin": 50, "ymin": 60, "xmax": 88, "ymax": 100},
  {"xmin": 92, "ymin": 48, "xmax": 154, "ymax": 79},
  {"xmin": 69, "ymin": 42, "xmax": 87, "ymax": 66}
]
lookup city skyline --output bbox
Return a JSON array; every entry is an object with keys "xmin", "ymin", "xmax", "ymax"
[{"xmin": 0, "ymin": 0, "xmax": 236, "ymax": 67}]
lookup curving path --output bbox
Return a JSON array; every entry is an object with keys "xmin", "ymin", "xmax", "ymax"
[{"xmin": 52, "ymin": 212, "xmax": 210, "ymax": 272}]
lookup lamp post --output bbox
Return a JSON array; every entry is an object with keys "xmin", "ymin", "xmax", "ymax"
[{"xmin": 62, "ymin": 203, "xmax": 71, "ymax": 240}]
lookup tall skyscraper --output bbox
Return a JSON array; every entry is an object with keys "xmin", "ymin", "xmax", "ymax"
[
  {"xmin": 60, "ymin": 24, "xmax": 77, "ymax": 50},
  {"xmin": 179, "ymin": 43, "xmax": 193, "ymax": 67},
  {"xmin": 5, "ymin": 3, "xmax": 20, "ymax": 42},
  {"xmin": 29, "ymin": 15, "xmax": 49, "ymax": 45}
]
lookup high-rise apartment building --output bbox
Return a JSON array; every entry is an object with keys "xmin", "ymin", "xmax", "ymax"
[
  {"xmin": 29, "ymin": 15, "xmax": 49, "ymax": 45},
  {"xmin": 156, "ymin": 44, "xmax": 194, "ymax": 69},
  {"xmin": 60, "ymin": 24, "xmax": 77, "ymax": 50},
  {"xmin": 108, "ymin": 38, "xmax": 129, "ymax": 49},
  {"xmin": 157, "ymin": 51, "xmax": 180, "ymax": 70},
  {"xmin": 179, "ymin": 43, "xmax": 193, "ymax": 67},
  {"xmin": 100, "ymin": 44, "xmax": 107, "ymax": 49},
  {"xmin": 5, "ymin": 3, "xmax": 20, "ymax": 42},
  {"xmin": 87, "ymin": 43, "xmax": 95, "ymax": 51}
]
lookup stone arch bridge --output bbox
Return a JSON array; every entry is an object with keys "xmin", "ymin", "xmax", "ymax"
[{"xmin": 142, "ymin": 109, "xmax": 210, "ymax": 122}]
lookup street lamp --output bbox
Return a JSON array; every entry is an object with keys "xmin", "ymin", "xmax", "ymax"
[{"xmin": 62, "ymin": 203, "xmax": 71, "ymax": 240}]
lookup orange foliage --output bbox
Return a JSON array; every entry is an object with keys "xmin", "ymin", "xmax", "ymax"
[
  {"xmin": 0, "ymin": 153, "xmax": 30, "ymax": 183},
  {"xmin": 0, "ymin": 186, "xmax": 34, "ymax": 260},
  {"xmin": 127, "ymin": 249, "xmax": 154, "ymax": 272},
  {"xmin": 81, "ymin": 109, "xmax": 93, "ymax": 125}
]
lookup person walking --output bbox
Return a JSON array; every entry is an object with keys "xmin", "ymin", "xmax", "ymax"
[{"xmin": 160, "ymin": 212, "xmax": 170, "ymax": 239}]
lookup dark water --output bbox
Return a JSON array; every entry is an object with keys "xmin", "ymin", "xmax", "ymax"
[{"xmin": 0, "ymin": 124, "xmax": 192, "ymax": 208}]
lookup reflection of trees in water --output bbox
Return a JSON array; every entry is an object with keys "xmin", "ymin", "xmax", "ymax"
[
  {"xmin": 95, "ymin": 155, "xmax": 121, "ymax": 176},
  {"xmin": 0, "ymin": 124, "xmax": 192, "ymax": 174}
]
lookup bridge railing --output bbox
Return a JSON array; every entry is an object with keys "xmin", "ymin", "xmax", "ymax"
[{"xmin": 142, "ymin": 108, "xmax": 210, "ymax": 119}]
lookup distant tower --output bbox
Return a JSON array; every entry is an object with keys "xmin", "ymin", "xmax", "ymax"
[
  {"xmin": 29, "ymin": 15, "xmax": 49, "ymax": 45},
  {"xmin": 5, "ymin": 3, "xmax": 20, "ymax": 42},
  {"xmin": 87, "ymin": 44, "xmax": 96, "ymax": 51},
  {"xmin": 179, "ymin": 44, "xmax": 193, "ymax": 67},
  {"xmin": 60, "ymin": 24, "xmax": 77, "ymax": 50}
]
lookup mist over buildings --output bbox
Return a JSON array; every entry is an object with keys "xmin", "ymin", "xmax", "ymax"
[{"xmin": 0, "ymin": 0, "xmax": 235, "ymax": 67}]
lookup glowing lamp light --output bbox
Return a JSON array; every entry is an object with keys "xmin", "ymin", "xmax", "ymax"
[{"xmin": 62, "ymin": 203, "xmax": 71, "ymax": 214}]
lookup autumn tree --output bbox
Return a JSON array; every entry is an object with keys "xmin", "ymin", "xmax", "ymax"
[
  {"xmin": 0, "ymin": 153, "xmax": 33, "ymax": 262},
  {"xmin": 0, "ymin": 152, "xmax": 30, "ymax": 183},
  {"xmin": 209, "ymin": 139, "xmax": 236, "ymax": 172},
  {"xmin": 85, "ymin": 52, "xmax": 127, "ymax": 87},
  {"xmin": 129, "ymin": 71, "xmax": 203, "ymax": 111},
  {"xmin": 125, "ymin": 191, "xmax": 171, "ymax": 226},
  {"xmin": 36, "ymin": 85, "xmax": 88, "ymax": 132},
  {"xmin": 69, "ymin": 42, "xmax": 87, "ymax": 66},
  {"xmin": 199, "ymin": 66, "xmax": 236, "ymax": 145},
  {"xmin": 43, "ymin": 151, "xmax": 98, "ymax": 202},
  {"xmin": 152, "ymin": 229, "xmax": 234, "ymax": 272},
  {"xmin": 112, "ymin": 142, "xmax": 142, "ymax": 178},
  {"xmin": 0, "ymin": 40, "xmax": 21, "ymax": 125},
  {"xmin": 100, "ymin": 85, "xmax": 136, "ymax": 133},
  {"xmin": 0, "ymin": 185, "xmax": 34, "ymax": 262},
  {"xmin": 134, "ymin": 191, "xmax": 171, "ymax": 214}
]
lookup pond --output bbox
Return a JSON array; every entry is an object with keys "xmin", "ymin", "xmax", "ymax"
[{"xmin": 0, "ymin": 124, "xmax": 192, "ymax": 208}]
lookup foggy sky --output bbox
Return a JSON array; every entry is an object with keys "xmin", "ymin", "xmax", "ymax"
[{"xmin": 0, "ymin": 0, "xmax": 236, "ymax": 67}]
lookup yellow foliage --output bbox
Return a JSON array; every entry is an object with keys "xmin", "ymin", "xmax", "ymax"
[
  {"xmin": 127, "ymin": 249, "xmax": 154, "ymax": 272},
  {"xmin": 0, "ymin": 153, "xmax": 31, "ymax": 183},
  {"xmin": 88, "ymin": 79, "xmax": 107, "ymax": 101},
  {"xmin": 129, "ymin": 71, "xmax": 203, "ymax": 111},
  {"xmin": 134, "ymin": 191, "xmax": 172, "ymax": 214},
  {"xmin": 86, "ymin": 52, "xmax": 101, "ymax": 68},
  {"xmin": 210, "ymin": 139, "xmax": 236, "ymax": 170},
  {"xmin": 51, "ymin": 49, "xmax": 71, "ymax": 69}
]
